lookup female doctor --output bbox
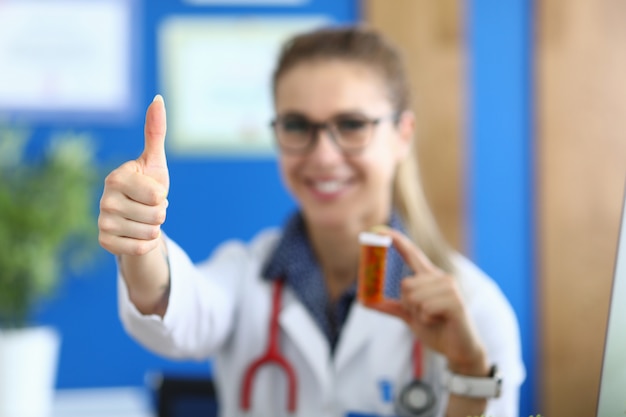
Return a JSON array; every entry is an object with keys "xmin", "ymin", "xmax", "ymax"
[{"xmin": 98, "ymin": 26, "xmax": 525, "ymax": 417}]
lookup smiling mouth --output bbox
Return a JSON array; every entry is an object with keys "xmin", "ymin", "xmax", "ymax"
[
  {"xmin": 311, "ymin": 180, "xmax": 346, "ymax": 194},
  {"xmin": 309, "ymin": 176, "xmax": 350, "ymax": 197}
]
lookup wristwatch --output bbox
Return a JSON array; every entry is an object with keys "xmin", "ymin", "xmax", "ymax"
[{"xmin": 442, "ymin": 365, "xmax": 502, "ymax": 398}]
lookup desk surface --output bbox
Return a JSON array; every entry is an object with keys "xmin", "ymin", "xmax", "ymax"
[{"xmin": 53, "ymin": 387, "xmax": 154, "ymax": 417}]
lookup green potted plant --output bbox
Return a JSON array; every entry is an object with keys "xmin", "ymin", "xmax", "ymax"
[{"xmin": 0, "ymin": 126, "xmax": 100, "ymax": 417}]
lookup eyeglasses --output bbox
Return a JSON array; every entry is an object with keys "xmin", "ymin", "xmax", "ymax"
[{"xmin": 270, "ymin": 113, "xmax": 397, "ymax": 155}]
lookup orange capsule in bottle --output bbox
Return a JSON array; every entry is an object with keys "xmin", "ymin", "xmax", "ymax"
[{"xmin": 357, "ymin": 231, "xmax": 392, "ymax": 305}]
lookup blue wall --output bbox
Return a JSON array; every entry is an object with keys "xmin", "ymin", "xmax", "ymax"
[
  {"xmin": 466, "ymin": 1, "xmax": 537, "ymax": 415},
  {"xmin": 30, "ymin": 0, "xmax": 359, "ymax": 388},
  {"xmin": 25, "ymin": 0, "xmax": 538, "ymax": 414}
]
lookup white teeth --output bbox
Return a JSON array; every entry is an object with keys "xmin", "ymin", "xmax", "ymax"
[{"xmin": 314, "ymin": 180, "xmax": 343, "ymax": 193}]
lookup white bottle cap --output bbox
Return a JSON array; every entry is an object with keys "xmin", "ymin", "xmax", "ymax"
[{"xmin": 358, "ymin": 232, "xmax": 392, "ymax": 247}]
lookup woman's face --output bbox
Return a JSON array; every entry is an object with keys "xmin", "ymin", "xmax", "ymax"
[{"xmin": 274, "ymin": 60, "xmax": 413, "ymax": 231}]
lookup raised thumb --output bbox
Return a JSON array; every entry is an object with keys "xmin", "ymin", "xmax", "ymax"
[{"xmin": 139, "ymin": 94, "xmax": 169, "ymax": 185}]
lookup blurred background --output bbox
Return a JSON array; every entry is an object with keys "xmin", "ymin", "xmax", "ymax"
[{"xmin": 1, "ymin": 0, "xmax": 625, "ymax": 416}]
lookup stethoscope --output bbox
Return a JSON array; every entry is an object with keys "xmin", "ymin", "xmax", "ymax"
[{"xmin": 240, "ymin": 280, "xmax": 439, "ymax": 417}]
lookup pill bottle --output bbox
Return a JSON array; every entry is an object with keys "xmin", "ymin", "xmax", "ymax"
[{"xmin": 357, "ymin": 231, "xmax": 392, "ymax": 305}]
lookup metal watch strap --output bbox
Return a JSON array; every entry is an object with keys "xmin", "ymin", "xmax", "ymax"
[{"xmin": 442, "ymin": 365, "xmax": 502, "ymax": 398}]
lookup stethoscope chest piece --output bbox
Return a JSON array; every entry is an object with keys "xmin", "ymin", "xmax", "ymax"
[{"xmin": 394, "ymin": 379, "xmax": 438, "ymax": 417}]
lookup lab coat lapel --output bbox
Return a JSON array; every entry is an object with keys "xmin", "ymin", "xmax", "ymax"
[
  {"xmin": 334, "ymin": 302, "xmax": 374, "ymax": 372},
  {"xmin": 279, "ymin": 295, "xmax": 331, "ymax": 389}
]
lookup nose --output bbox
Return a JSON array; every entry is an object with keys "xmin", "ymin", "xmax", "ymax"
[{"xmin": 307, "ymin": 126, "xmax": 344, "ymax": 164}]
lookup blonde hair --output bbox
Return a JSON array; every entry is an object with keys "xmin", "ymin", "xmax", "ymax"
[{"xmin": 273, "ymin": 26, "xmax": 454, "ymax": 272}]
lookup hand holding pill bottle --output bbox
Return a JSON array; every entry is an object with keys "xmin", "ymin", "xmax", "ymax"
[{"xmin": 357, "ymin": 231, "xmax": 392, "ymax": 306}]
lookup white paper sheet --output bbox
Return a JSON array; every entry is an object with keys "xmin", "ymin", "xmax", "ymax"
[
  {"xmin": 0, "ymin": 0, "xmax": 133, "ymax": 116},
  {"xmin": 158, "ymin": 16, "xmax": 329, "ymax": 155}
]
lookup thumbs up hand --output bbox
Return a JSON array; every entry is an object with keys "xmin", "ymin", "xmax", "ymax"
[
  {"xmin": 138, "ymin": 95, "xmax": 169, "ymax": 191},
  {"xmin": 98, "ymin": 95, "xmax": 170, "ymax": 256}
]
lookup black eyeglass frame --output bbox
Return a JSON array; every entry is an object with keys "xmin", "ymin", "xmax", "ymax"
[{"xmin": 270, "ymin": 113, "xmax": 401, "ymax": 155}]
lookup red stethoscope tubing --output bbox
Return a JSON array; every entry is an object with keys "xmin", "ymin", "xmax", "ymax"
[
  {"xmin": 240, "ymin": 279, "xmax": 297, "ymax": 412},
  {"xmin": 412, "ymin": 338, "xmax": 423, "ymax": 379},
  {"xmin": 239, "ymin": 279, "xmax": 423, "ymax": 413}
]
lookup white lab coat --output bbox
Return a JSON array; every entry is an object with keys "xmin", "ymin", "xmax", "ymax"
[{"xmin": 118, "ymin": 229, "xmax": 525, "ymax": 417}]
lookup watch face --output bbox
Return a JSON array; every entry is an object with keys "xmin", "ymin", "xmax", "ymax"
[{"xmin": 394, "ymin": 380, "xmax": 438, "ymax": 417}]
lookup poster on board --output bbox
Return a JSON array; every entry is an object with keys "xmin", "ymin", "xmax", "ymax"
[
  {"xmin": 0, "ymin": 0, "xmax": 135, "ymax": 121},
  {"xmin": 158, "ymin": 16, "xmax": 328, "ymax": 156}
]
